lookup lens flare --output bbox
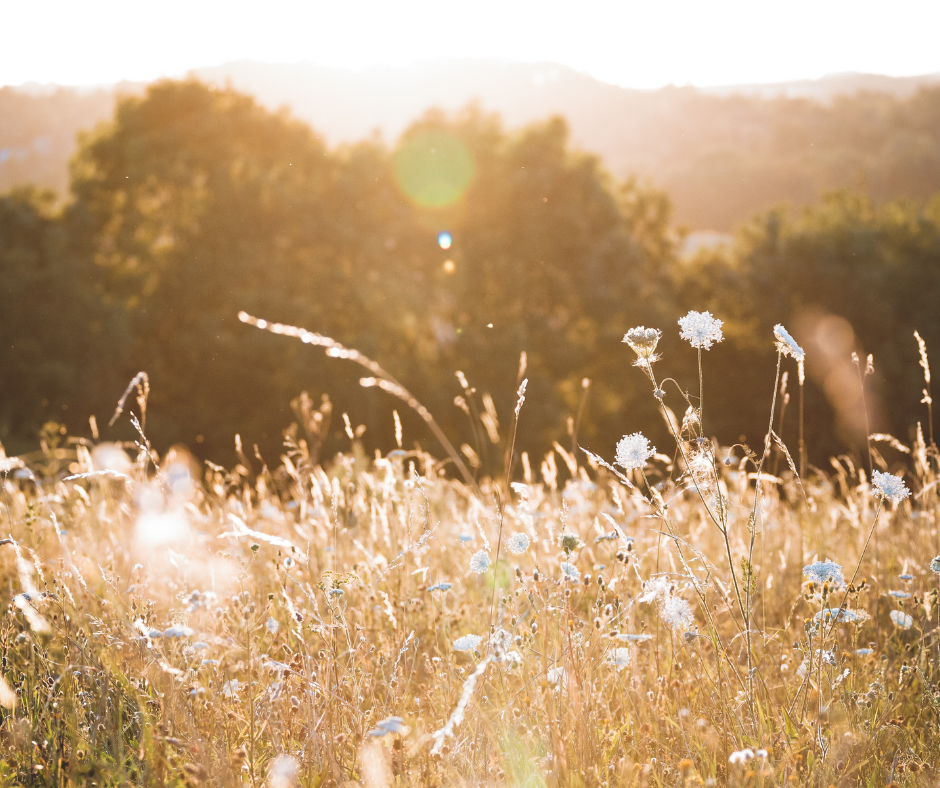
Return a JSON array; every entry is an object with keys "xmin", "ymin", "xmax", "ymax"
[
  {"xmin": 393, "ymin": 130, "xmax": 474, "ymax": 208},
  {"xmin": 438, "ymin": 231, "xmax": 453, "ymax": 249}
]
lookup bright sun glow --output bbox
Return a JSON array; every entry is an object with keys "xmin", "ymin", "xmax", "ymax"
[{"xmin": 3, "ymin": 0, "xmax": 940, "ymax": 88}]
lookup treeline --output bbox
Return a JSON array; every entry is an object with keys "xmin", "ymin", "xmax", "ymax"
[{"xmin": 2, "ymin": 80, "xmax": 939, "ymax": 472}]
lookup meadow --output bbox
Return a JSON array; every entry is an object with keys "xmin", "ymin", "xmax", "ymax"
[{"xmin": 1, "ymin": 312, "xmax": 938, "ymax": 788}]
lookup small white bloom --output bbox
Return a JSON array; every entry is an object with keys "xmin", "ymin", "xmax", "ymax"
[
  {"xmin": 615, "ymin": 633, "xmax": 654, "ymax": 642},
  {"xmin": 871, "ymin": 470, "xmax": 910, "ymax": 504},
  {"xmin": 773, "ymin": 324, "xmax": 804, "ymax": 361},
  {"xmin": 427, "ymin": 582, "xmax": 453, "ymax": 592},
  {"xmin": 622, "ymin": 326, "xmax": 662, "ymax": 360},
  {"xmin": 729, "ymin": 749, "xmax": 755, "ymax": 765},
  {"xmin": 222, "ymin": 679, "xmax": 241, "ymax": 698},
  {"xmin": 507, "ymin": 533, "xmax": 530, "ymax": 555},
  {"xmin": 608, "ymin": 647, "xmax": 631, "ymax": 670},
  {"xmin": 615, "ymin": 432, "xmax": 656, "ymax": 471},
  {"xmin": 814, "ymin": 608, "xmax": 870, "ymax": 625},
  {"xmin": 678, "ymin": 311, "xmax": 724, "ymax": 350},
  {"xmin": 660, "ymin": 595, "xmax": 695, "ymax": 632},
  {"xmin": 803, "ymin": 559, "xmax": 846, "ymax": 591},
  {"xmin": 468, "ymin": 550, "xmax": 491, "ymax": 574},
  {"xmin": 931, "ymin": 556, "xmax": 940, "ymax": 575},
  {"xmin": 547, "ymin": 666, "xmax": 567, "ymax": 688},
  {"xmin": 368, "ymin": 716, "xmax": 410, "ymax": 737},
  {"xmin": 888, "ymin": 590, "xmax": 911, "ymax": 599},
  {"xmin": 266, "ymin": 616, "xmax": 279, "ymax": 634},
  {"xmin": 889, "ymin": 610, "xmax": 913, "ymax": 629},
  {"xmin": 453, "ymin": 634, "xmax": 483, "ymax": 652},
  {"xmin": 560, "ymin": 562, "xmax": 580, "ymax": 582},
  {"xmin": 163, "ymin": 625, "xmax": 194, "ymax": 639}
]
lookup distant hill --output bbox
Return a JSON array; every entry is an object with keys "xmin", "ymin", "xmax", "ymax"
[{"xmin": 4, "ymin": 60, "xmax": 940, "ymax": 230}]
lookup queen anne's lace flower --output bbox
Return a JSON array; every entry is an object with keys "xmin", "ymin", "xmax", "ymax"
[
  {"xmin": 773, "ymin": 324, "xmax": 805, "ymax": 361},
  {"xmin": 468, "ymin": 550, "xmax": 491, "ymax": 574},
  {"xmin": 506, "ymin": 532, "xmax": 530, "ymax": 555},
  {"xmin": 678, "ymin": 311, "xmax": 724, "ymax": 350},
  {"xmin": 453, "ymin": 634, "xmax": 483, "ymax": 651},
  {"xmin": 615, "ymin": 433, "xmax": 656, "ymax": 471},
  {"xmin": 608, "ymin": 648, "xmax": 631, "ymax": 670},
  {"xmin": 814, "ymin": 608, "xmax": 870, "ymax": 625},
  {"xmin": 889, "ymin": 610, "xmax": 913, "ymax": 630},
  {"xmin": 622, "ymin": 326, "xmax": 662, "ymax": 360},
  {"xmin": 871, "ymin": 470, "xmax": 910, "ymax": 504},
  {"xmin": 560, "ymin": 562, "xmax": 580, "ymax": 582},
  {"xmin": 803, "ymin": 559, "xmax": 846, "ymax": 591}
]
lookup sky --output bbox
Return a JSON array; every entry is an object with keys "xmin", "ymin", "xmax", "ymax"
[{"xmin": 3, "ymin": 0, "xmax": 940, "ymax": 90}]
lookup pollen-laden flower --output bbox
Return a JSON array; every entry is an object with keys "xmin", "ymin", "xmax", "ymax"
[
  {"xmin": 453, "ymin": 634, "xmax": 483, "ymax": 651},
  {"xmin": 608, "ymin": 647, "xmax": 631, "ymax": 670},
  {"xmin": 803, "ymin": 559, "xmax": 846, "ymax": 591},
  {"xmin": 678, "ymin": 310, "xmax": 724, "ymax": 350},
  {"xmin": 507, "ymin": 532, "xmax": 530, "ymax": 555},
  {"xmin": 468, "ymin": 550, "xmax": 491, "ymax": 574},
  {"xmin": 622, "ymin": 326, "xmax": 662, "ymax": 361},
  {"xmin": 871, "ymin": 470, "xmax": 911, "ymax": 504},
  {"xmin": 773, "ymin": 324, "xmax": 805, "ymax": 362},
  {"xmin": 615, "ymin": 432, "xmax": 656, "ymax": 471}
]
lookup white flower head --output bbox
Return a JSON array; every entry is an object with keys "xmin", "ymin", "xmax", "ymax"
[
  {"xmin": 814, "ymin": 608, "xmax": 870, "ymax": 625},
  {"xmin": 678, "ymin": 311, "xmax": 724, "ymax": 350},
  {"xmin": 622, "ymin": 326, "xmax": 662, "ymax": 361},
  {"xmin": 368, "ymin": 716, "xmax": 410, "ymax": 737},
  {"xmin": 803, "ymin": 559, "xmax": 846, "ymax": 591},
  {"xmin": 560, "ymin": 562, "xmax": 580, "ymax": 582},
  {"xmin": 608, "ymin": 647, "xmax": 631, "ymax": 670},
  {"xmin": 773, "ymin": 324, "xmax": 805, "ymax": 362},
  {"xmin": 468, "ymin": 550, "xmax": 491, "ymax": 574},
  {"xmin": 660, "ymin": 594, "xmax": 695, "ymax": 632},
  {"xmin": 615, "ymin": 432, "xmax": 656, "ymax": 471},
  {"xmin": 871, "ymin": 470, "xmax": 910, "ymax": 504},
  {"xmin": 453, "ymin": 634, "xmax": 483, "ymax": 651},
  {"xmin": 507, "ymin": 533, "xmax": 530, "ymax": 555},
  {"xmin": 729, "ymin": 749, "xmax": 755, "ymax": 765},
  {"xmin": 266, "ymin": 616, "xmax": 279, "ymax": 634},
  {"xmin": 546, "ymin": 665, "xmax": 567, "ymax": 688},
  {"xmin": 930, "ymin": 556, "xmax": 940, "ymax": 575},
  {"xmin": 889, "ymin": 610, "xmax": 913, "ymax": 630}
]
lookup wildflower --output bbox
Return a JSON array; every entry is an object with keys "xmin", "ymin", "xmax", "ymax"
[
  {"xmin": 368, "ymin": 716, "xmax": 410, "ymax": 737},
  {"xmin": 899, "ymin": 573, "xmax": 914, "ymax": 581},
  {"xmin": 729, "ymin": 749, "xmax": 755, "ymax": 765},
  {"xmin": 427, "ymin": 582, "xmax": 453, "ymax": 592},
  {"xmin": 854, "ymin": 648, "xmax": 874, "ymax": 656},
  {"xmin": 887, "ymin": 590, "xmax": 911, "ymax": 599},
  {"xmin": 814, "ymin": 608, "xmax": 870, "ymax": 625},
  {"xmin": 871, "ymin": 470, "xmax": 910, "ymax": 504},
  {"xmin": 803, "ymin": 559, "xmax": 846, "ymax": 591},
  {"xmin": 660, "ymin": 595, "xmax": 695, "ymax": 632},
  {"xmin": 559, "ymin": 532, "xmax": 581, "ymax": 553},
  {"xmin": 931, "ymin": 556, "xmax": 940, "ymax": 574},
  {"xmin": 678, "ymin": 311, "xmax": 724, "ymax": 350},
  {"xmin": 560, "ymin": 562, "xmax": 580, "ymax": 582},
  {"xmin": 622, "ymin": 326, "xmax": 662, "ymax": 361},
  {"xmin": 500, "ymin": 649, "xmax": 523, "ymax": 668},
  {"xmin": 468, "ymin": 550, "xmax": 491, "ymax": 574},
  {"xmin": 608, "ymin": 647, "xmax": 631, "ymax": 670},
  {"xmin": 889, "ymin": 610, "xmax": 913, "ymax": 629},
  {"xmin": 615, "ymin": 633, "xmax": 654, "ymax": 642},
  {"xmin": 547, "ymin": 665, "xmax": 567, "ymax": 688},
  {"xmin": 163, "ymin": 625, "xmax": 194, "ymax": 638},
  {"xmin": 773, "ymin": 324, "xmax": 805, "ymax": 361},
  {"xmin": 222, "ymin": 679, "xmax": 241, "ymax": 698},
  {"xmin": 615, "ymin": 432, "xmax": 656, "ymax": 471},
  {"xmin": 507, "ymin": 533, "xmax": 530, "ymax": 555},
  {"xmin": 453, "ymin": 634, "xmax": 483, "ymax": 652}
]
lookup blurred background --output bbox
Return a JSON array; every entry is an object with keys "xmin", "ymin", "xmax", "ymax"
[{"xmin": 3, "ymin": 0, "xmax": 940, "ymax": 471}]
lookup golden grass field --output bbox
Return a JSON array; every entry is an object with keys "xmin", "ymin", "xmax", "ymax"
[{"xmin": 1, "ymin": 316, "xmax": 938, "ymax": 787}]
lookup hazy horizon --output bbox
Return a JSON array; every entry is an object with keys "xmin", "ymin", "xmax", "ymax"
[{"xmin": 5, "ymin": 0, "xmax": 940, "ymax": 90}]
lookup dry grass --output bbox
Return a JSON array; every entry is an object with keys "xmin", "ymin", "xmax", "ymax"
[{"xmin": 1, "ymin": 328, "xmax": 940, "ymax": 788}]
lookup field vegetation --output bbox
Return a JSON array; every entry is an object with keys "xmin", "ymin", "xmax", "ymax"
[{"xmin": 2, "ymin": 313, "xmax": 939, "ymax": 787}]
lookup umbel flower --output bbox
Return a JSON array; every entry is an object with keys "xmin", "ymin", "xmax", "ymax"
[
  {"xmin": 622, "ymin": 326, "xmax": 662, "ymax": 363},
  {"xmin": 871, "ymin": 470, "xmax": 910, "ymax": 504},
  {"xmin": 507, "ymin": 533, "xmax": 530, "ymax": 555},
  {"xmin": 773, "ymin": 324, "xmax": 805, "ymax": 362},
  {"xmin": 616, "ymin": 432, "xmax": 656, "ymax": 471},
  {"xmin": 803, "ymin": 559, "xmax": 847, "ymax": 591},
  {"xmin": 468, "ymin": 550, "xmax": 491, "ymax": 574},
  {"xmin": 678, "ymin": 311, "xmax": 724, "ymax": 350}
]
